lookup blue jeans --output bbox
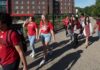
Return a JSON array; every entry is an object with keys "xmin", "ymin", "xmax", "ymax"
[
  {"xmin": 28, "ymin": 35, "xmax": 36, "ymax": 53},
  {"xmin": 41, "ymin": 33, "xmax": 51, "ymax": 43},
  {"xmin": 98, "ymin": 31, "xmax": 100, "ymax": 39}
]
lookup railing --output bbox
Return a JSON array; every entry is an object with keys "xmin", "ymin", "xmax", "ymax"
[{"xmin": 12, "ymin": 15, "xmax": 67, "ymax": 37}]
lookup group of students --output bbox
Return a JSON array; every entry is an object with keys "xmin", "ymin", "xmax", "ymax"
[
  {"xmin": 62, "ymin": 14, "xmax": 95, "ymax": 48},
  {"xmin": 23, "ymin": 15, "xmax": 55, "ymax": 67},
  {"xmin": 0, "ymin": 13, "xmax": 55, "ymax": 70},
  {"xmin": 0, "ymin": 12, "xmax": 100, "ymax": 70}
]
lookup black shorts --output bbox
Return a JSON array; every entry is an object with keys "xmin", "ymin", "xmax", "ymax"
[{"xmin": 3, "ymin": 59, "xmax": 20, "ymax": 70}]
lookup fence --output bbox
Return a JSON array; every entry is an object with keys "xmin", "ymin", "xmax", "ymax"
[{"xmin": 12, "ymin": 15, "xmax": 67, "ymax": 37}]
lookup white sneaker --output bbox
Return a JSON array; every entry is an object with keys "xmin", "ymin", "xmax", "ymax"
[
  {"xmin": 30, "ymin": 52, "xmax": 35, "ymax": 58},
  {"xmin": 39, "ymin": 59, "xmax": 45, "ymax": 67}
]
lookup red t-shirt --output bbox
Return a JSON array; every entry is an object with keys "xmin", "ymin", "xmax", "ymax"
[
  {"xmin": 26, "ymin": 22, "xmax": 37, "ymax": 36},
  {"xmin": 76, "ymin": 20, "xmax": 81, "ymax": 29},
  {"xmin": 96, "ymin": 19, "xmax": 100, "ymax": 31},
  {"xmin": 62, "ymin": 18, "xmax": 69, "ymax": 27},
  {"xmin": 0, "ymin": 30, "xmax": 20, "ymax": 66},
  {"xmin": 40, "ymin": 21, "xmax": 54, "ymax": 34}
]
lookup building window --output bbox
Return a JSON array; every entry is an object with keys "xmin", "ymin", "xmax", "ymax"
[
  {"xmin": 15, "ymin": 6, "xmax": 19, "ymax": 9},
  {"xmin": 55, "ymin": 3, "xmax": 58, "ymax": 5},
  {"xmin": 21, "ymin": 6, "xmax": 23, "ymax": 9},
  {"xmin": 42, "ymin": 1, "xmax": 45, "ymax": 5},
  {"xmin": 0, "ymin": 1, "xmax": 6, "ymax": 5},
  {"xmin": 32, "ymin": 1, "xmax": 35, "ymax": 4},
  {"xmin": 27, "ymin": 1, "xmax": 29, "ymax": 4},
  {"xmin": 21, "ymin": 1, "xmax": 23, "ymax": 4},
  {"xmin": 15, "ymin": 1, "xmax": 18, "ymax": 4},
  {"xmin": 27, "ymin": 6, "xmax": 29, "ymax": 9},
  {"xmin": 39, "ymin": 2, "xmax": 40, "ymax": 4},
  {"xmin": 32, "ymin": 6, "xmax": 35, "ymax": 9}
]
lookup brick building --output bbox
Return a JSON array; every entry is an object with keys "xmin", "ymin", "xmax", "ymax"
[{"xmin": 0, "ymin": 0, "xmax": 75, "ymax": 16}]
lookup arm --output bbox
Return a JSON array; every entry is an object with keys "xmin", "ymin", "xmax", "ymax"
[
  {"xmin": 35, "ymin": 28, "xmax": 38, "ymax": 39},
  {"xmin": 15, "ymin": 45, "xmax": 28, "ymax": 70},
  {"xmin": 38, "ymin": 21, "xmax": 42, "ymax": 39},
  {"xmin": 11, "ymin": 32, "xmax": 28, "ymax": 70},
  {"xmin": 23, "ymin": 19, "xmax": 29, "ymax": 28},
  {"xmin": 38, "ymin": 28, "xmax": 41, "ymax": 40}
]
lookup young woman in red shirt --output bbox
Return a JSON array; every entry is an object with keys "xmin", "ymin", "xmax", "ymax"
[
  {"xmin": 83, "ymin": 16, "xmax": 91, "ymax": 48},
  {"xmin": 38, "ymin": 15, "xmax": 55, "ymax": 66},
  {"xmin": 23, "ymin": 17, "xmax": 38, "ymax": 58}
]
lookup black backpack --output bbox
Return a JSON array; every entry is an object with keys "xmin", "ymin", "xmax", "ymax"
[{"xmin": 6, "ymin": 29, "xmax": 27, "ymax": 53}]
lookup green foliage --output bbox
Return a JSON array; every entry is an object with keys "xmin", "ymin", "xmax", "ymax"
[{"xmin": 76, "ymin": 0, "xmax": 100, "ymax": 17}]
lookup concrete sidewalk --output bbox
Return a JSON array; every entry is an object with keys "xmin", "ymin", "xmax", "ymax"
[{"xmin": 19, "ymin": 28, "xmax": 100, "ymax": 70}]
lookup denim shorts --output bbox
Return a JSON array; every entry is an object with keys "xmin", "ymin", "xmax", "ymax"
[
  {"xmin": 41, "ymin": 33, "xmax": 51, "ymax": 43},
  {"xmin": 28, "ymin": 35, "xmax": 36, "ymax": 45}
]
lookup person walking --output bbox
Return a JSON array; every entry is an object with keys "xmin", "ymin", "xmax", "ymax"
[
  {"xmin": 38, "ymin": 15, "xmax": 55, "ymax": 66},
  {"xmin": 0, "ymin": 13, "xmax": 28, "ymax": 70},
  {"xmin": 83, "ymin": 16, "xmax": 91, "ymax": 48},
  {"xmin": 62, "ymin": 16, "xmax": 69, "ymax": 36},
  {"xmin": 23, "ymin": 16, "xmax": 38, "ymax": 58}
]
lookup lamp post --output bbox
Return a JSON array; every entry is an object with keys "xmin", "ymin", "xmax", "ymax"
[{"xmin": 47, "ymin": 0, "xmax": 49, "ymax": 15}]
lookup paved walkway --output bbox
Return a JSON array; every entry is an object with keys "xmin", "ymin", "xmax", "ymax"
[{"xmin": 20, "ymin": 17, "xmax": 100, "ymax": 70}]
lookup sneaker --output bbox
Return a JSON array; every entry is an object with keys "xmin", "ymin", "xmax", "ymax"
[
  {"xmin": 39, "ymin": 59, "xmax": 45, "ymax": 67},
  {"xmin": 30, "ymin": 52, "xmax": 35, "ymax": 58}
]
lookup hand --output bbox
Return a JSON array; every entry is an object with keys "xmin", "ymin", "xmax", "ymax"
[{"xmin": 23, "ymin": 65, "xmax": 28, "ymax": 70}]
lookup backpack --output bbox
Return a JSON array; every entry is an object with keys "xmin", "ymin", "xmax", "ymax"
[{"xmin": 6, "ymin": 29, "xmax": 27, "ymax": 53}]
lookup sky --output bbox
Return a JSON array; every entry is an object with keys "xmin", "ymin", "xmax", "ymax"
[{"xmin": 75, "ymin": 0, "xmax": 96, "ymax": 8}]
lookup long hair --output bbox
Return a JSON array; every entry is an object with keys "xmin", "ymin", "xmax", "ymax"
[
  {"xmin": 41, "ymin": 14, "xmax": 49, "ymax": 24},
  {"xmin": 30, "ymin": 16, "xmax": 35, "ymax": 22},
  {"xmin": 84, "ymin": 16, "xmax": 90, "ymax": 25}
]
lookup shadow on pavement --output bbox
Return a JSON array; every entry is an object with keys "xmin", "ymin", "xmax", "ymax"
[
  {"xmin": 26, "ymin": 35, "xmax": 98, "ymax": 69},
  {"xmin": 27, "ymin": 40, "xmax": 69, "ymax": 69},
  {"xmin": 89, "ymin": 36, "xmax": 99, "ymax": 45},
  {"xmin": 47, "ymin": 50, "xmax": 83, "ymax": 70}
]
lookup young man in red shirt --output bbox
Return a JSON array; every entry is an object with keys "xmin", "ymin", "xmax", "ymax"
[
  {"xmin": 23, "ymin": 16, "xmax": 38, "ymax": 58},
  {"xmin": 0, "ymin": 13, "xmax": 27, "ymax": 70}
]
